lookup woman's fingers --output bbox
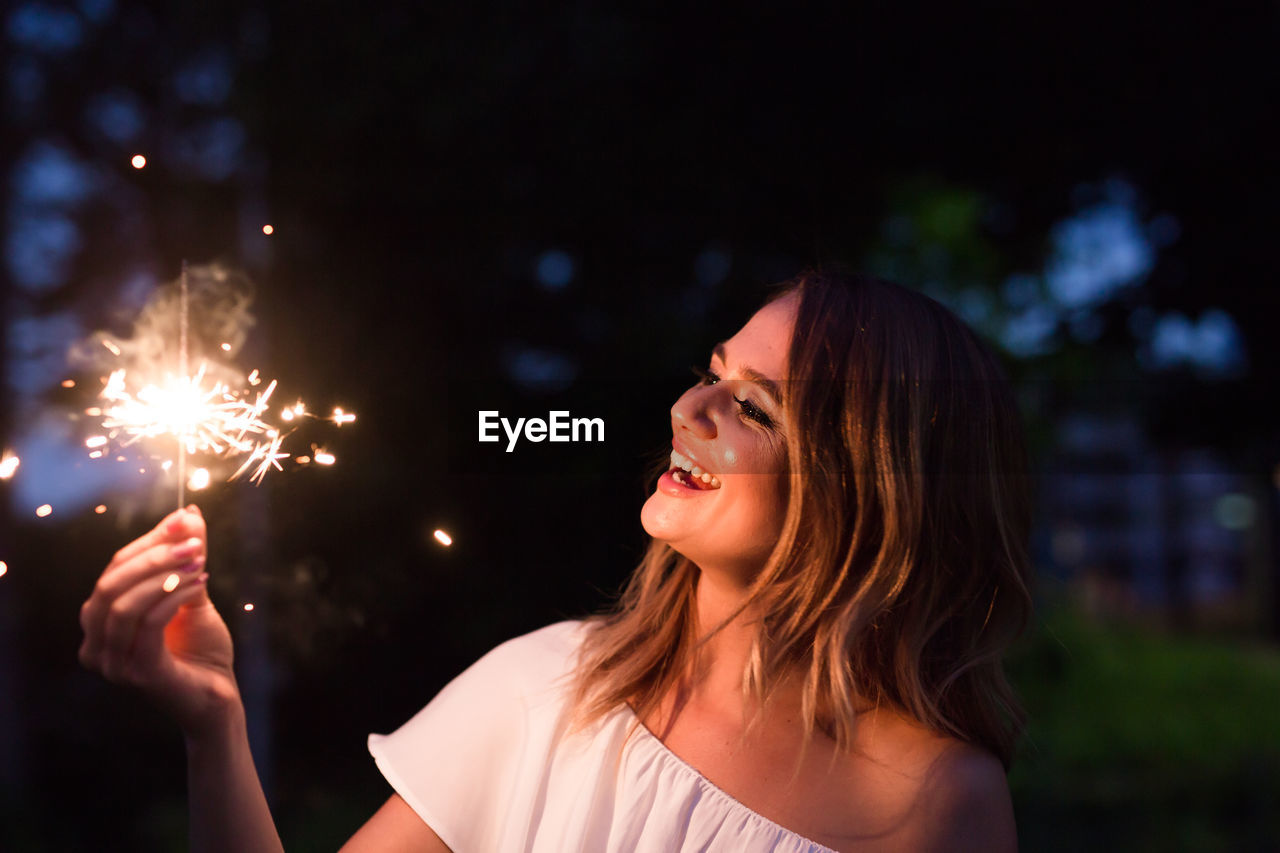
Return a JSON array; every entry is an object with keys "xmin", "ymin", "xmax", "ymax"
[
  {"xmin": 80, "ymin": 507, "xmax": 209, "ymax": 681},
  {"xmin": 81, "ymin": 538, "xmax": 206, "ymax": 666},
  {"xmin": 106, "ymin": 505, "xmax": 205, "ymax": 572},
  {"xmin": 130, "ymin": 584, "xmax": 214, "ymax": 675},
  {"xmin": 97, "ymin": 568, "xmax": 209, "ymax": 683}
]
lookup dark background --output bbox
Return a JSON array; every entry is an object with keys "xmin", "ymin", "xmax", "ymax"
[{"xmin": 2, "ymin": 2, "xmax": 1278, "ymax": 849}]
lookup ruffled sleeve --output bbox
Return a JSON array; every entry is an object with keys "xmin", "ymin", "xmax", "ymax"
[{"xmin": 367, "ymin": 621, "xmax": 584, "ymax": 852}]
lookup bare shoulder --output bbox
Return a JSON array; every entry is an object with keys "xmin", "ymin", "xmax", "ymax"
[
  {"xmin": 816, "ymin": 710, "xmax": 1015, "ymax": 852},
  {"xmin": 907, "ymin": 740, "xmax": 1017, "ymax": 853}
]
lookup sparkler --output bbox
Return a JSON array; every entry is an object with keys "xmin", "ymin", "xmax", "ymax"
[{"xmin": 85, "ymin": 263, "xmax": 354, "ymax": 504}]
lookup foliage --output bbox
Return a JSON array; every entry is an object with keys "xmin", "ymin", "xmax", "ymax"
[{"xmin": 1009, "ymin": 604, "xmax": 1280, "ymax": 851}]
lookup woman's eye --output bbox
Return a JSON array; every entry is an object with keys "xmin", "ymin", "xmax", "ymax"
[
  {"xmin": 735, "ymin": 396, "xmax": 774, "ymax": 427},
  {"xmin": 691, "ymin": 366, "xmax": 774, "ymax": 427},
  {"xmin": 691, "ymin": 366, "xmax": 719, "ymax": 386}
]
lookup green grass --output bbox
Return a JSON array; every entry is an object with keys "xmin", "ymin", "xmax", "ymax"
[{"xmin": 1008, "ymin": 605, "xmax": 1280, "ymax": 852}]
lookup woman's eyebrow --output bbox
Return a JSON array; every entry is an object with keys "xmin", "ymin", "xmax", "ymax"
[{"xmin": 713, "ymin": 342, "xmax": 782, "ymax": 405}]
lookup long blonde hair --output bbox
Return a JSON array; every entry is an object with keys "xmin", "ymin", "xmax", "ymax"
[{"xmin": 573, "ymin": 271, "xmax": 1033, "ymax": 769}]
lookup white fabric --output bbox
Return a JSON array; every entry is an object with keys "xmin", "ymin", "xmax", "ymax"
[{"xmin": 368, "ymin": 620, "xmax": 836, "ymax": 852}]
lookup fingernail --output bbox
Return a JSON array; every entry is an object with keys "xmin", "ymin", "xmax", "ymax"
[
  {"xmin": 186, "ymin": 503, "xmax": 203, "ymax": 518},
  {"xmin": 171, "ymin": 537, "xmax": 202, "ymax": 560},
  {"xmin": 177, "ymin": 556, "xmax": 206, "ymax": 573}
]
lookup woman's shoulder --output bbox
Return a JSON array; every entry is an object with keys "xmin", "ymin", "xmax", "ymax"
[
  {"xmin": 908, "ymin": 739, "xmax": 1015, "ymax": 852},
  {"xmin": 843, "ymin": 712, "xmax": 1015, "ymax": 852},
  {"xmin": 462, "ymin": 619, "xmax": 588, "ymax": 692}
]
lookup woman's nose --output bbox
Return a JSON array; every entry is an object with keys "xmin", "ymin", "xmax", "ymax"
[{"xmin": 671, "ymin": 385, "xmax": 718, "ymax": 438}]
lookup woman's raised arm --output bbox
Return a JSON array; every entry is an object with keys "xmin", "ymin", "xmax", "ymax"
[{"xmin": 78, "ymin": 506, "xmax": 283, "ymax": 853}]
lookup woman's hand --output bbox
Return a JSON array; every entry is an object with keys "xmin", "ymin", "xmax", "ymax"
[{"xmin": 79, "ymin": 505, "xmax": 239, "ymax": 739}]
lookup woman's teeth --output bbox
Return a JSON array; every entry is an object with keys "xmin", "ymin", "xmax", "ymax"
[{"xmin": 670, "ymin": 450, "xmax": 721, "ymax": 489}]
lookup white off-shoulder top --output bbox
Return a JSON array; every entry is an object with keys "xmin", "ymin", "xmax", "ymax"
[{"xmin": 368, "ymin": 620, "xmax": 836, "ymax": 852}]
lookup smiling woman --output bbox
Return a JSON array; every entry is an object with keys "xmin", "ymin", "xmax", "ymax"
[{"xmin": 79, "ymin": 270, "xmax": 1029, "ymax": 853}]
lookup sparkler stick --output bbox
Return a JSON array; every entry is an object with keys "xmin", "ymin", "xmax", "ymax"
[{"xmin": 177, "ymin": 260, "xmax": 189, "ymax": 509}]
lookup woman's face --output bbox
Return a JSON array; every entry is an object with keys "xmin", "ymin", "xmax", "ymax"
[{"xmin": 641, "ymin": 292, "xmax": 796, "ymax": 582}]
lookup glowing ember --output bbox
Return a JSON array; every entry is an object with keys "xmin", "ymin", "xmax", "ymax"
[
  {"xmin": 99, "ymin": 365, "xmax": 278, "ymax": 456},
  {"xmin": 131, "ymin": 154, "xmax": 147, "ymax": 169},
  {"xmin": 0, "ymin": 561, "xmax": 6, "ymax": 578},
  {"xmin": 229, "ymin": 431, "xmax": 288, "ymax": 485},
  {"xmin": 62, "ymin": 379, "xmax": 76, "ymax": 388},
  {"xmin": 36, "ymin": 504, "xmax": 52, "ymax": 518},
  {"xmin": 0, "ymin": 454, "xmax": 18, "ymax": 479},
  {"xmin": 243, "ymin": 603, "xmax": 255, "ymax": 612},
  {"xmin": 162, "ymin": 573, "xmax": 181, "ymax": 592},
  {"xmin": 85, "ymin": 265, "xmax": 355, "ymax": 499},
  {"xmin": 94, "ymin": 505, "xmax": 107, "ymax": 514},
  {"xmin": 433, "ymin": 529, "xmax": 453, "ymax": 547},
  {"xmin": 91, "ymin": 362, "xmax": 307, "ymax": 490},
  {"xmin": 313, "ymin": 450, "xmax": 336, "ymax": 466},
  {"xmin": 262, "ymin": 224, "xmax": 274, "ymax": 235}
]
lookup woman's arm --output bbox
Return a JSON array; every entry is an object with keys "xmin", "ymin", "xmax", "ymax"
[
  {"xmin": 79, "ymin": 507, "xmax": 283, "ymax": 853},
  {"xmin": 183, "ymin": 694, "xmax": 283, "ymax": 853},
  {"xmin": 339, "ymin": 794, "xmax": 453, "ymax": 853},
  {"xmin": 81, "ymin": 507, "xmax": 453, "ymax": 853}
]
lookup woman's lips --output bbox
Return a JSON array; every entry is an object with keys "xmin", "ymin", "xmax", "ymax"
[{"xmin": 657, "ymin": 468, "xmax": 719, "ymax": 498}]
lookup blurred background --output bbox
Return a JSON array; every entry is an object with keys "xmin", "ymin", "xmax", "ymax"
[{"xmin": 2, "ymin": 2, "xmax": 1277, "ymax": 850}]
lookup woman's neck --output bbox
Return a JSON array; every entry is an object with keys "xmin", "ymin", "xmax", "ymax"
[{"xmin": 686, "ymin": 570, "xmax": 771, "ymax": 703}]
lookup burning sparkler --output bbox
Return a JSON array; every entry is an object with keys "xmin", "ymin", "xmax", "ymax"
[{"xmin": 83, "ymin": 263, "xmax": 354, "ymax": 504}]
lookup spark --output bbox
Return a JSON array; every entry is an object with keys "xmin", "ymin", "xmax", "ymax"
[
  {"xmin": 62, "ymin": 379, "xmax": 76, "ymax": 388},
  {"xmin": 332, "ymin": 407, "xmax": 356, "ymax": 425},
  {"xmin": 0, "ymin": 561, "xmax": 6, "ymax": 578},
  {"xmin": 313, "ymin": 450, "xmax": 336, "ymax": 465},
  {"xmin": 262, "ymin": 224, "xmax": 274, "ymax": 235},
  {"xmin": 84, "ymin": 269, "xmax": 356, "ymax": 495},
  {"xmin": 36, "ymin": 504, "xmax": 52, "ymax": 518},
  {"xmin": 94, "ymin": 364, "xmax": 291, "ymax": 487},
  {"xmin": 243, "ymin": 602, "xmax": 255, "ymax": 612},
  {"xmin": 162, "ymin": 573, "xmax": 181, "ymax": 592},
  {"xmin": 433, "ymin": 529, "xmax": 453, "ymax": 547},
  {"xmin": 131, "ymin": 154, "xmax": 147, "ymax": 169},
  {"xmin": 0, "ymin": 454, "xmax": 18, "ymax": 479},
  {"xmin": 94, "ymin": 505, "xmax": 107, "ymax": 514},
  {"xmin": 229, "ymin": 430, "xmax": 289, "ymax": 485}
]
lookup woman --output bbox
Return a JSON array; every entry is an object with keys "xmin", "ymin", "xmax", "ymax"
[{"xmin": 79, "ymin": 270, "xmax": 1031, "ymax": 852}]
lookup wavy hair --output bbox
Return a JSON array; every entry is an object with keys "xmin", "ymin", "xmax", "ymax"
[{"xmin": 572, "ymin": 270, "xmax": 1033, "ymax": 769}]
